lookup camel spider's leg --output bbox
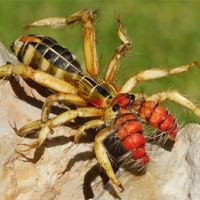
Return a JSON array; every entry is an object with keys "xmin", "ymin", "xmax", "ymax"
[
  {"xmin": 41, "ymin": 93, "xmax": 87, "ymax": 124},
  {"xmin": 146, "ymin": 89, "xmax": 200, "ymax": 118},
  {"xmin": 121, "ymin": 61, "xmax": 200, "ymax": 93},
  {"xmin": 24, "ymin": 9, "xmax": 99, "ymax": 76},
  {"xmin": 16, "ymin": 120, "xmax": 41, "ymax": 137},
  {"xmin": 105, "ymin": 17, "xmax": 132, "ymax": 82},
  {"xmin": 0, "ymin": 63, "xmax": 78, "ymax": 94},
  {"xmin": 74, "ymin": 119, "xmax": 105, "ymax": 143},
  {"xmin": 94, "ymin": 127, "xmax": 124, "ymax": 191},
  {"xmin": 17, "ymin": 107, "xmax": 103, "ymax": 151}
]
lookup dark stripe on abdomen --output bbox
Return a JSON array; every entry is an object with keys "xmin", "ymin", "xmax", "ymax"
[
  {"xmin": 94, "ymin": 85, "xmax": 111, "ymax": 98},
  {"xmin": 42, "ymin": 37, "xmax": 57, "ymax": 46},
  {"xmin": 17, "ymin": 41, "xmax": 30, "ymax": 63},
  {"xmin": 84, "ymin": 76, "xmax": 98, "ymax": 87}
]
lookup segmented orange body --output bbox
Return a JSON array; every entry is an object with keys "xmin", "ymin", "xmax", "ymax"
[
  {"xmin": 132, "ymin": 99, "xmax": 178, "ymax": 139},
  {"xmin": 114, "ymin": 113, "xmax": 150, "ymax": 165},
  {"xmin": 110, "ymin": 93, "xmax": 178, "ymax": 166}
]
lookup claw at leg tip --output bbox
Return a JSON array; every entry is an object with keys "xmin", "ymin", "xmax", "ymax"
[{"xmin": 16, "ymin": 142, "xmax": 38, "ymax": 152}]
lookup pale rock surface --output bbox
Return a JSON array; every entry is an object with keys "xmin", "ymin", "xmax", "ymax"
[{"xmin": 0, "ymin": 42, "xmax": 200, "ymax": 200}]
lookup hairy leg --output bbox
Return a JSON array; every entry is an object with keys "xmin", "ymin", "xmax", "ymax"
[
  {"xmin": 121, "ymin": 61, "xmax": 200, "ymax": 93},
  {"xmin": 146, "ymin": 89, "xmax": 200, "ymax": 118},
  {"xmin": 105, "ymin": 17, "xmax": 131, "ymax": 82},
  {"xmin": 0, "ymin": 63, "xmax": 78, "ymax": 94}
]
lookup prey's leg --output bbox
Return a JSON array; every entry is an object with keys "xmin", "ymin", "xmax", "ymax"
[
  {"xmin": 94, "ymin": 127, "xmax": 124, "ymax": 191},
  {"xmin": 24, "ymin": 9, "xmax": 99, "ymax": 76},
  {"xmin": 17, "ymin": 120, "xmax": 41, "ymax": 137},
  {"xmin": 74, "ymin": 119, "xmax": 105, "ymax": 143},
  {"xmin": 0, "ymin": 63, "xmax": 78, "ymax": 94},
  {"xmin": 17, "ymin": 107, "xmax": 103, "ymax": 151},
  {"xmin": 41, "ymin": 93, "xmax": 87, "ymax": 124}
]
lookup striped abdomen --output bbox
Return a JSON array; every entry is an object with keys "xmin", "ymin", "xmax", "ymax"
[
  {"xmin": 132, "ymin": 99, "xmax": 178, "ymax": 139},
  {"xmin": 11, "ymin": 34, "xmax": 82, "ymax": 80},
  {"xmin": 11, "ymin": 35, "xmax": 118, "ymax": 108}
]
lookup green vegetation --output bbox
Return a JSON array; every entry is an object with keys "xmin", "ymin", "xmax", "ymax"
[{"xmin": 0, "ymin": 0, "xmax": 200, "ymax": 124}]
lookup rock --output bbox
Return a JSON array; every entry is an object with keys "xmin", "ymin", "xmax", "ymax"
[
  {"xmin": 0, "ymin": 42, "xmax": 18, "ymax": 66},
  {"xmin": 0, "ymin": 41, "xmax": 200, "ymax": 200}
]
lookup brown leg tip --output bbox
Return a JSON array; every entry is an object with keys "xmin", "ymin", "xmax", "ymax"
[{"xmin": 119, "ymin": 183, "xmax": 124, "ymax": 192}]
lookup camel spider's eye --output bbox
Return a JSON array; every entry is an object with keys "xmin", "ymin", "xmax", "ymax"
[
  {"xmin": 112, "ymin": 104, "xmax": 120, "ymax": 112},
  {"xmin": 129, "ymin": 94, "xmax": 135, "ymax": 101}
]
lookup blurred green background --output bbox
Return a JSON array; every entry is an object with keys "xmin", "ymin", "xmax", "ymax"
[{"xmin": 0, "ymin": 0, "xmax": 200, "ymax": 125}]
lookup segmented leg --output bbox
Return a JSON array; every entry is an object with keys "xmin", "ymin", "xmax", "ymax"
[
  {"xmin": 17, "ymin": 107, "xmax": 103, "ymax": 151},
  {"xmin": 0, "ymin": 64, "xmax": 78, "ymax": 94},
  {"xmin": 24, "ymin": 9, "xmax": 99, "ymax": 76},
  {"xmin": 17, "ymin": 120, "xmax": 41, "ymax": 137},
  {"xmin": 74, "ymin": 119, "xmax": 104, "ymax": 143},
  {"xmin": 146, "ymin": 89, "xmax": 200, "ymax": 118},
  {"xmin": 94, "ymin": 127, "xmax": 124, "ymax": 191},
  {"xmin": 121, "ymin": 61, "xmax": 200, "ymax": 93},
  {"xmin": 41, "ymin": 93, "xmax": 87, "ymax": 124},
  {"xmin": 105, "ymin": 17, "xmax": 131, "ymax": 82}
]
